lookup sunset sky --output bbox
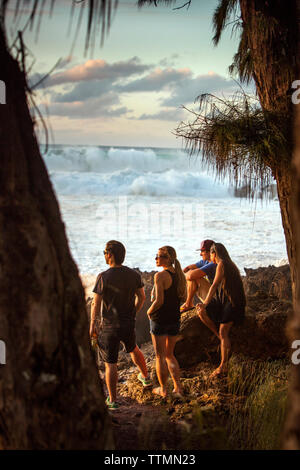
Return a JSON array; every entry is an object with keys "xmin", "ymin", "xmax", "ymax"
[{"xmin": 7, "ymin": 0, "xmax": 251, "ymax": 147}]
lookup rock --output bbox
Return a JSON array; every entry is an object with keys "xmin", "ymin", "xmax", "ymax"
[
  {"xmin": 133, "ymin": 269, "xmax": 156, "ymax": 345},
  {"xmin": 234, "ymin": 183, "xmax": 277, "ymax": 199},
  {"xmin": 174, "ymin": 265, "xmax": 292, "ymax": 366},
  {"xmin": 243, "ymin": 264, "xmax": 291, "ymax": 300}
]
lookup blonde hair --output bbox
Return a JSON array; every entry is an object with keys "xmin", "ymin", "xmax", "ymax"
[{"xmin": 159, "ymin": 246, "xmax": 187, "ymax": 302}]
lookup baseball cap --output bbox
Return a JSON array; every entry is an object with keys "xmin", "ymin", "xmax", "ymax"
[{"xmin": 196, "ymin": 239, "xmax": 214, "ymax": 251}]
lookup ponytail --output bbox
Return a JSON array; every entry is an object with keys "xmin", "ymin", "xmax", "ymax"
[
  {"xmin": 159, "ymin": 245, "xmax": 187, "ymax": 301},
  {"xmin": 174, "ymin": 258, "xmax": 187, "ymax": 302}
]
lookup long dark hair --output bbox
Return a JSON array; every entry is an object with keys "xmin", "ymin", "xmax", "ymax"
[{"xmin": 211, "ymin": 243, "xmax": 246, "ymax": 308}]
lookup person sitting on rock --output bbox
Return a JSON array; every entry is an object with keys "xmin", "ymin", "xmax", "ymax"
[
  {"xmin": 90, "ymin": 240, "xmax": 152, "ymax": 411},
  {"xmin": 180, "ymin": 239, "xmax": 217, "ymax": 313},
  {"xmin": 147, "ymin": 246, "xmax": 187, "ymax": 398},
  {"xmin": 197, "ymin": 243, "xmax": 246, "ymax": 378}
]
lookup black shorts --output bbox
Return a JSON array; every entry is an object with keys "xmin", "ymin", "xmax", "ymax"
[
  {"xmin": 149, "ymin": 319, "xmax": 180, "ymax": 336},
  {"xmin": 97, "ymin": 325, "xmax": 136, "ymax": 363},
  {"xmin": 206, "ymin": 298, "xmax": 244, "ymax": 325}
]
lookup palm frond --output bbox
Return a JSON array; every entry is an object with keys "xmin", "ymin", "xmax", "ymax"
[
  {"xmin": 2, "ymin": 0, "xmax": 118, "ymax": 54},
  {"xmin": 175, "ymin": 92, "xmax": 291, "ymax": 199},
  {"xmin": 137, "ymin": 0, "xmax": 176, "ymax": 7},
  {"xmin": 212, "ymin": 0, "xmax": 239, "ymax": 46}
]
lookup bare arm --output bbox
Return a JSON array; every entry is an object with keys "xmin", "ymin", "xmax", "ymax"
[
  {"xmin": 135, "ymin": 287, "xmax": 146, "ymax": 313},
  {"xmin": 202, "ymin": 262, "xmax": 224, "ymax": 307},
  {"xmin": 183, "ymin": 263, "xmax": 198, "ymax": 273},
  {"xmin": 147, "ymin": 272, "xmax": 164, "ymax": 316},
  {"xmin": 185, "ymin": 268, "xmax": 206, "ymax": 281},
  {"xmin": 90, "ymin": 292, "xmax": 102, "ymax": 337}
]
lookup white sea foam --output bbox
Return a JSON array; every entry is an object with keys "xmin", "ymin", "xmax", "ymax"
[{"xmin": 43, "ymin": 145, "xmax": 229, "ymax": 197}]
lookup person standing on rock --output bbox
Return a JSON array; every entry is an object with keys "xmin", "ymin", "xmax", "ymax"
[
  {"xmin": 197, "ymin": 243, "xmax": 246, "ymax": 378},
  {"xmin": 90, "ymin": 240, "xmax": 152, "ymax": 410},
  {"xmin": 147, "ymin": 246, "xmax": 187, "ymax": 398},
  {"xmin": 180, "ymin": 239, "xmax": 217, "ymax": 313}
]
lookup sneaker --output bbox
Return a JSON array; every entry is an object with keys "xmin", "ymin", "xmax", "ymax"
[
  {"xmin": 105, "ymin": 397, "xmax": 120, "ymax": 410},
  {"xmin": 137, "ymin": 372, "xmax": 152, "ymax": 388}
]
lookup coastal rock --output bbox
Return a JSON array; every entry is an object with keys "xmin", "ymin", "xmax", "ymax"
[
  {"xmin": 174, "ymin": 265, "xmax": 292, "ymax": 366},
  {"xmin": 234, "ymin": 183, "xmax": 277, "ymax": 199},
  {"xmin": 243, "ymin": 264, "xmax": 291, "ymax": 300},
  {"xmin": 133, "ymin": 269, "xmax": 156, "ymax": 345}
]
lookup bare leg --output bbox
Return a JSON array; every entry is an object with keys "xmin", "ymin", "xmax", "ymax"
[
  {"xmin": 181, "ymin": 279, "xmax": 199, "ymax": 309},
  {"xmin": 151, "ymin": 334, "xmax": 168, "ymax": 397},
  {"xmin": 211, "ymin": 322, "xmax": 233, "ymax": 377},
  {"xmin": 130, "ymin": 345, "xmax": 149, "ymax": 378},
  {"xmin": 105, "ymin": 362, "xmax": 118, "ymax": 402},
  {"xmin": 197, "ymin": 308, "xmax": 220, "ymax": 339},
  {"xmin": 165, "ymin": 336, "xmax": 182, "ymax": 394},
  {"xmin": 196, "ymin": 277, "xmax": 211, "ymax": 303}
]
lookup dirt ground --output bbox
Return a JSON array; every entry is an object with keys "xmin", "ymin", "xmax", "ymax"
[{"xmin": 99, "ymin": 343, "xmax": 231, "ymax": 450}]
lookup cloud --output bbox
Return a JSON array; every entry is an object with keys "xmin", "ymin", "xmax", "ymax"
[
  {"xmin": 33, "ymin": 55, "xmax": 253, "ymax": 123},
  {"xmin": 137, "ymin": 108, "xmax": 186, "ymax": 122},
  {"xmin": 51, "ymin": 79, "xmax": 113, "ymax": 103},
  {"xmin": 48, "ymin": 94, "xmax": 130, "ymax": 119},
  {"xmin": 119, "ymin": 67, "xmax": 192, "ymax": 93},
  {"xmin": 161, "ymin": 72, "xmax": 240, "ymax": 107},
  {"xmin": 40, "ymin": 56, "xmax": 151, "ymax": 87}
]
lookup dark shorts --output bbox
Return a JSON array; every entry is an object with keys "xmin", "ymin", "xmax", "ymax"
[
  {"xmin": 150, "ymin": 319, "xmax": 180, "ymax": 336},
  {"xmin": 97, "ymin": 324, "xmax": 136, "ymax": 363},
  {"xmin": 206, "ymin": 298, "xmax": 244, "ymax": 325}
]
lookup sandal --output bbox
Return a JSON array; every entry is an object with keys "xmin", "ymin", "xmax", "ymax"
[
  {"xmin": 105, "ymin": 397, "xmax": 120, "ymax": 410},
  {"xmin": 137, "ymin": 372, "xmax": 152, "ymax": 388}
]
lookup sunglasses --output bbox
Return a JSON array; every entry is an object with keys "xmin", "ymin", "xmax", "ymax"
[
  {"xmin": 103, "ymin": 250, "xmax": 110, "ymax": 255},
  {"xmin": 155, "ymin": 254, "xmax": 168, "ymax": 260}
]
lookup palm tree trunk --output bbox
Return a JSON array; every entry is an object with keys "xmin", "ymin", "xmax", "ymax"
[{"xmin": 0, "ymin": 26, "xmax": 113, "ymax": 449}]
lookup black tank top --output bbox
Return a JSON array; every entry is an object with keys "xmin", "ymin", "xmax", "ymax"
[{"xmin": 150, "ymin": 270, "xmax": 181, "ymax": 325}]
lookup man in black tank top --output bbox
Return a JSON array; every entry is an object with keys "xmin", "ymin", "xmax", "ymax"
[{"xmin": 90, "ymin": 240, "xmax": 152, "ymax": 410}]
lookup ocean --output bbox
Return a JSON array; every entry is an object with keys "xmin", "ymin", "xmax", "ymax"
[{"xmin": 42, "ymin": 144, "xmax": 288, "ymax": 277}]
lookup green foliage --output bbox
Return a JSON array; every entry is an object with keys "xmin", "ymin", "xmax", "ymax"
[
  {"xmin": 227, "ymin": 355, "xmax": 289, "ymax": 450},
  {"xmin": 175, "ymin": 91, "xmax": 290, "ymax": 198}
]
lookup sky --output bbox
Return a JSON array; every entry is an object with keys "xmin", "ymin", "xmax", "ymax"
[{"xmin": 6, "ymin": 0, "xmax": 249, "ymax": 148}]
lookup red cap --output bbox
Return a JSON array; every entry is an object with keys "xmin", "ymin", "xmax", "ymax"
[{"xmin": 196, "ymin": 239, "xmax": 214, "ymax": 251}]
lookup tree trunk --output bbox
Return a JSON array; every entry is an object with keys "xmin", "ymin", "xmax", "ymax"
[
  {"xmin": 0, "ymin": 26, "xmax": 113, "ymax": 449},
  {"xmin": 275, "ymin": 166, "xmax": 297, "ymax": 302},
  {"xmin": 282, "ymin": 0, "xmax": 300, "ymax": 449}
]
